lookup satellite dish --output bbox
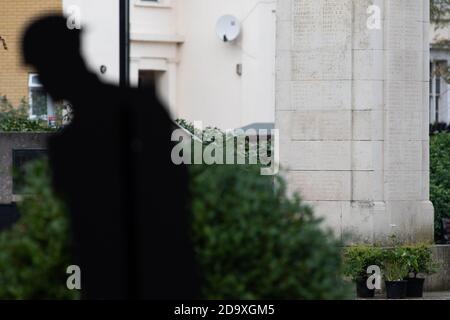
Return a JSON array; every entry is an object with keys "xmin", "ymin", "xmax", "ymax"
[{"xmin": 216, "ymin": 15, "xmax": 241, "ymax": 42}]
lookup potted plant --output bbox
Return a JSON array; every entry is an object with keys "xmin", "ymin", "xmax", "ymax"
[
  {"xmin": 403, "ymin": 244, "xmax": 439, "ymax": 298},
  {"xmin": 382, "ymin": 248, "xmax": 409, "ymax": 299},
  {"xmin": 343, "ymin": 246, "xmax": 383, "ymax": 298}
]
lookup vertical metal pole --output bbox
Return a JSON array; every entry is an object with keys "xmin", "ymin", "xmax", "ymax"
[
  {"xmin": 120, "ymin": 0, "xmax": 130, "ymax": 88},
  {"xmin": 120, "ymin": 0, "xmax": 136, "ymax": 298}
]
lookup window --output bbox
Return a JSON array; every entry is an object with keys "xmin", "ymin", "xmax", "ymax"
[
  {"xmin": 436, "ymin": 73, "xmax": 441, "ymax": 123},
  {"xmin": 28, "ymin": 74, "xmax": 54, "ymax": 120},
  {"xmin": 430, "ymin": 61, "xmax": 447, "ymax": 124},
  {"xmin": 138, "ymin": 70, "xmax": 158, "ymax": 90},
  {"xmin": 13, "ymin": 149, "xmax": 47, "ymax": 194}
]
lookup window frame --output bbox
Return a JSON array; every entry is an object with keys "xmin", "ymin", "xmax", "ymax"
[
  {"xmin": 134, "ymin": 0, "xmax": 172, "ymax": 8},
  {"xmin": 28, "ymin": 73, "xmax": 53, "ymax": 120},
  {"xmin": 430, "ymin": 61, "xmax": 447, "ymax": 124}
]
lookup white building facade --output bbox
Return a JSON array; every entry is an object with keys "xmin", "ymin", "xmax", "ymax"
[{"xmin": 63, "ymin": 0, "xmax": 276, "ymax": 130}]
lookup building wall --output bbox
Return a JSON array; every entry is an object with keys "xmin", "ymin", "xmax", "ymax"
[
  {"xmin": 129, "ymin": 0, "xmax": 181, "ymax": 117},
  {"xmin": 176, "ymin": 0, "xmax": 277, "ymax": 129},
  {"xmin": 0, "ymin": 0, "xmax": 62, "ymax": 106},
  {"xmin": 62, "ymin": 0, "xmax": 120, "ymax": 84},
  {"xmin": 60, "ymin": 0, "xmax": 276, "ymax": 129},
  {"xmin": 276, "ymin": 0, "xmax": 433, "ymax": 245},
  {"xmin": 129, "ymin": 0, "xmax": 276, "ymax": 129}
]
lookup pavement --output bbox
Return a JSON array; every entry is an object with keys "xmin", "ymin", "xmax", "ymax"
[{"xmin": 358, "ymin": 291, "xmax": 450, "ymax": 300}]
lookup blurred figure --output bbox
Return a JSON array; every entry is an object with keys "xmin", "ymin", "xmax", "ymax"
[{"xmin": 22, "ymin": 15, "xmax": 199, "ymax": 299}]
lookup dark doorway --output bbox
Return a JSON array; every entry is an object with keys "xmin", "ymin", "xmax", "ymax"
[
  {"xmin": 0, "ymin": 204, "xmax": 20, "ymax": 231},
  {"xmin": 138, "ymin": 70, "xmax": 160, "ymax": 91}
]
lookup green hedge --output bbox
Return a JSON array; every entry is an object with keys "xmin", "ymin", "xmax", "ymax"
[
  {"xmin": 0, "ymin": 120, "xmax": 351, "ymax": 299},
  {"xmin": 0, "ymin": 158, "xmax": 350, "ymax": 299},
  {"xmin": 430, "ymin": 133, "xmax": 450, "ymax": 242},
  {"xmin": 0, "ymin": 96, "xmax": 53, "ymax": 132},
  {"xmin": 191, "ymin": 164, "xmax": 350, "ymax": 299},
  {"xmin": 0, "ymin": 160, "xmax": 78, "ymax": 299},
  {"xmin": 343, "ymin": 244, "xmax": 437, "ymax": 282},
  {"xmin": 343, "ymin": 246, "xmax": 384, "ymax": 281}
]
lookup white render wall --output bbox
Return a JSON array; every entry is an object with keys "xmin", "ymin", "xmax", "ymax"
[
  {"xmin": 276, "ymin": 0, "xmax": 434, "ymax": 244},
  {"xmin": 62, "ymin": 0, "xmax": 276, "ymax": 129},
  {"xmin": 130, "ymin": 0, "xmax": 277, "ymax": 129},
  {"xmin": 176, "ymin": 0, "xmax": 276, "ymax": 129},
  {"xmin": 62, "ymin": 0, "xmax": 120, "ymax": 84}
]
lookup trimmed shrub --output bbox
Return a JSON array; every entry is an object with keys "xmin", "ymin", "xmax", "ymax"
[
  {"xmin": 430, "ymin": 133, "xmax": 450, "ymax": 242},
  {"xmin": 343, "ymin": 246, "xmax": 384, "ymax": 281},
  {"xmin": 0, "ymin": 123, "xmax": 351, "ymax": 299},
  {"xmin": 0, "ymin": 96, "xmax": 52, "ymax": 132},
  {"xmin": 402, "ymin": 244, "xmax": 439, "ymax": 277},
  {"xmin": 191, "ymin": 164, "xmax": 350, "ymax": 299},
  {"xmin": 0, "ymin": 95, "xmax": 70, "ymax": 132},
  {"xmin": 0, "ymin": 159, "xmax": 78, "ymax": 299},
  {"xmin": 382, "ymin": 247, "xmax": 409, "ymax": 281}
]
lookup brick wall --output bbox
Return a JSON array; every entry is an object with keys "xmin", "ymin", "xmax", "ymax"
[{"xmin": 0, "ymin": 0, "xmax": 61, "ymax": 106}]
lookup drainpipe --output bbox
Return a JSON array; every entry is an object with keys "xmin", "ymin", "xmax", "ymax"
[{"xmin": 119, "ymin": 0, "xmax": 130, "ymax": 88}]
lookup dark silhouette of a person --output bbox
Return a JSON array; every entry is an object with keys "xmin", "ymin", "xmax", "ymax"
[{"xmin": 22, "ymin": 15, "xmax": 199, "ymax": 299}]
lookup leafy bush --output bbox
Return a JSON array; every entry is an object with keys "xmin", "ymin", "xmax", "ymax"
[
  {"xmin": 382, "ymin": 248, "xmax": 409, "ymax": 281},
  {"xmin": 430, "ymin": 133, "xmax": 450, "ymax": 242},
  {"xmin": 344, "ymin": 244, "xmax": 439, "ymax": 284},
  {"xmin": 432, "ymin": 0, "xmax": 450, "ymax": 26},
  {"xmin": 0, "ymin": 96, "xmax": 53, "ymax": 132},
  {"xmin": 0, "ymin": 159, "xmax": 78, "ymax": 299},
  {"xmin": 0, "ymin": 95, "xmax": 70, "ymax": 132},
  {"xmin": 0, "ymin": 122, "xmax": 351, "ymax": 299},
  {"xmin": 191, "ymin": 164, "xmax": 350, "ymax": 299},
  {"xmin": 402, "ymin": 244, "xmax": 438, "ymax": 278},
  {"xmin": 174, "ymin": 119, "xmax": 273, "ymax": 168},
  {"xmin": 430, "ymin": 122, "xmax": 450, "ymax": 134},
  {"xmin": 343, "ymin": 246, "xmax": 384, "ymax": 281}
]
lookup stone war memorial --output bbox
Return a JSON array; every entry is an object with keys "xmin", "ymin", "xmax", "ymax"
[{"xmin": 276, "ymin": 0, "xmax": 433, "ymax": 244}]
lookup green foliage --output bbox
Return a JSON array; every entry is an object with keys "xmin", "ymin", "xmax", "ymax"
[
  {"xmin": 175, "ymin": 119, "xmax": 225, "ymax": 144},
  {"xmin": 430, "ymin": 133, "xmax": 450, "ymax": 241},
  {"xmin": 0, "ymin": 159, "xmax": 79, "ymax": 300},
  {"xmin": 191, "ymin": 164, "xmax": 350, "ymax": 299},
  {"xmin": 382, "ymin": 248, "xmax": 409, "ymax": 281},
  {"xmin": 402, "ymin": 244, "xmax": 439, "ymax": 277},
  {"xmin": 0, "ymin": 121, "xmax": 351, "ymax": 299},
  {"xmin": 175, "ymin": 119, "xmax": 198, "ymax": 137},
  {"xmin": 343, "ymin": 246, "xmax": 384, "ymax": 281},
  {"xmin": 0, "ymin": 95, "xmax": 53, "ymax": 132},
  {"xmin": 175, "ymin": 119, "xmax": 273, "ymax": 169},
  {"xmin": 432, "ymin": 0, "xmax": 450, "ymax": 27},
  {"xmin": 344, "ymin": 244, "xmax": 439, "ymax": 282}
]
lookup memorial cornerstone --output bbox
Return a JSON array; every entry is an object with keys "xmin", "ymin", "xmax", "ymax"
[{"xmin": 276, "ymin": 0, "xmax": 433, "ymax": 244}]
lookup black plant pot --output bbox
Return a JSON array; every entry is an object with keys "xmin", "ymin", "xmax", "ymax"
[
  {"xmin": 405, "ymin": 277, "xmax": 425, "ymax": 298},
  {"xmin": 385, "ymin": 281, "xmax": 407, "ymax": 299},
  {"xmin": 356, "ymin": 277, "xmax": 375, "ymax": 298}
]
